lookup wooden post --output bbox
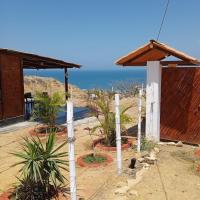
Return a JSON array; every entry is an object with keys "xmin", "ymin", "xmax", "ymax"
[
  {"xmin": 67, "ymin": 101, "xmax": 77, "ymax": 200},
  {"xmin": 64, "ymin": 68, "xmax": 68, "ymax": 100},
  {"xmin": 115, "ymin": 94, "xmax": 122, "ymax": 175},
  {"xmin": 137, "ymin": 89, "xmax": 142, "ymax": 152}
]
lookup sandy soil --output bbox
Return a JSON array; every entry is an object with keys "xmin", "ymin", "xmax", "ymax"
[
  {"xmin": 93, "ymin": 145, "xmax": 200, "ymax": 200},
  {"xmin": 0, "ymin": 116, "xmax": 136, "ymax": 199},
  {"xmin": 1, "ymin": 120, "xmax": 200, "ymax": 200},
  {"xmin": 0, "ymin": 95, "xmax": 200, "ymax": 199}
]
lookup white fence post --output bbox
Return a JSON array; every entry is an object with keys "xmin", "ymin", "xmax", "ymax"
[
  {"xmin": 67, "ymin": 101, "xmax": 77, "ymax": 200},
  {"xmin": 137, "ymin": 89, "xmax": 142, "ymax": 152},
  {"xmin": 115, "ymin": 93, "xmax": 122, "ymax": 175}
]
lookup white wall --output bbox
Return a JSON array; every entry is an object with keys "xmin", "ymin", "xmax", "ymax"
[{"xmin": 146, "ymin": 61, "xmax": 162, "ymax": 142}]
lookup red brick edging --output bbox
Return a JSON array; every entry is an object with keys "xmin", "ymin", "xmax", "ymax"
[
  {"xmin": 29, "ymin": 126, "xmax": 67, "ymax": 138},
  {"xmin": 93, "ymin": 138, "xmax": 132, "ymax": 151},
  {"xmin": 77, "ymin": 153, "xmax": 113, "ymax": 168},
  {"xmin": 0, "ymin": 190, "xmax": 12, "ymax": 200}
]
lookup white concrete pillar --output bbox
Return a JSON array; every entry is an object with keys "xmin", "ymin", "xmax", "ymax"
[{"xmin": 146, "ymin": 61, "xmax": 162, "ymax": 142}]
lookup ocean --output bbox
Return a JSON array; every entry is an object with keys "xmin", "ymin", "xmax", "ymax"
[
  {"xmin": 24, "ymin": 68, "xmax": 146, "ymax": 90},
  {"xmin": 24, "ymin": 68, "xmax": 146, "ymax": 123}
]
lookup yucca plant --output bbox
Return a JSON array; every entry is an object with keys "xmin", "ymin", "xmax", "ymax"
[
  {"xmin": 33, "ymin": 92, "xmax": 65, "ymax": 131},
  {"xmin": 11, "ymin": 133, "xmax": 68, "ymax": 199},
  {"xmin": 88, "ymin": 90, "xmax": 132, "ymax": 146}
]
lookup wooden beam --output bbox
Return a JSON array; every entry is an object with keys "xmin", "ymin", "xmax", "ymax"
[
  {"xmin": 0, "ymin": 49, "xmax": 81, "ymax": 68},
  {"xmin": 123, "ymin": 47, "xmax": 152, "ymax": 66},
  {"xmin": 154, "ymin": 45, "xmax": 193, "ymax": 64},
  {"xmin": 167, "ymin": 64, "xmax": 177, "ymax": 68},
  {"xmin": 64, "ymin": 68, "xmax": 68, "ymax": 101},
  {"xmin": 122, "ymin": 60, "xmax": 196, "ymax": 67},
  {"xmin": 23, "ymin": 60, "xmax": 75, "ymax": 69}
]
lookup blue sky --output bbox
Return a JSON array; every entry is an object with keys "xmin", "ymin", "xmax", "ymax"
[{"xmin": 0, "ymin": 0, "xmax": 200, "ymax": 70}]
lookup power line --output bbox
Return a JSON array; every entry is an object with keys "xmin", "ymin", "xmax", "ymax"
[{"xmin": 156, "ymin": 0, "xmax": 170, "ymax": 41}]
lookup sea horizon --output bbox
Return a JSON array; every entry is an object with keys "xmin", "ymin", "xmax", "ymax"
[{"xmin": 24, "ymin": 68, "xmax": 146, "ymax": 90}]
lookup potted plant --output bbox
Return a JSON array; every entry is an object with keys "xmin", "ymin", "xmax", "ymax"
[
  {"xmin": 88, "ymin": 90, "xmax": 132, "ymax": 151},
  {"xmin": 6, "ymin": 133, "xmax": 69, "ymax": 200},
  {"xmin": 30, "ymin": 92, "xmax": 66, "ymax": 136}
]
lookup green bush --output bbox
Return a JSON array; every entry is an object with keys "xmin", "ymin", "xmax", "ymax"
[{"xmin": 33, "ymin": 92, "xmax": 65, "ymax": 129}]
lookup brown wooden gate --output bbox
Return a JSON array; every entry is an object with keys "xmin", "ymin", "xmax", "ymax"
[{"xmin": 160, "ymin": 67, "xmax": 200, "ymax": 144}]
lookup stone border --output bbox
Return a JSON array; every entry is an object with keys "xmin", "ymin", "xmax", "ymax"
[
  {"xmin": 77, "ymin": 153, "xmax": 113, "ymax": 168},
  {"xmin": 93, "ymin": 138, "xmax": 132, "ymax": 151},
  {"xmin": 29, "ymin": 126, "xmax": 67, "ymax": 138}
]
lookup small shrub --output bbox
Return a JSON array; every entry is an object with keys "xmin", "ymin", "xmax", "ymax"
[
  {"xmin": 33, "ymin": 92, "xmax": 65, "ymax": 130},
  {"xmin": 140, "ymin": 137, "xmax": 156, "ymax": 152},
  {"xmin": 83, "ymin": 154, "xmax": 107, "ymax": 164}
]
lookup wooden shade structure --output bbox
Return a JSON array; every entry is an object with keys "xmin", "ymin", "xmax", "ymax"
[
  {"xmin": 0, "ymin": 48, "xmax": 81, "ymax": 69},
  {"xmin": 116, "ymin": 40, "xmax": 200, "ymax": 67},
  {"xmin": 116, "ymin": 39, "xmax": 200, "ymax": 144},
  {"xmin": 0, "ymin": 48, "xmax": 80, "ymax": 125}
]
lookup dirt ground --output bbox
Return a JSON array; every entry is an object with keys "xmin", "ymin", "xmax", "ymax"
[
  {"xmin": 0, "ymin": 116, "xmax": 200, "ymax": 199},
  {"xmin": 0, "ymin": 117, "xmax": 135, "ymax": 199},
  {"xmin": 93, "ymin": 145, "xmax": 200, "ymax": 200}
]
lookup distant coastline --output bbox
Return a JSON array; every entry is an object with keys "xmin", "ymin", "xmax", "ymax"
[{"xmin": 24, "ymin": 68, "xmax": 146, "ymax": 90}]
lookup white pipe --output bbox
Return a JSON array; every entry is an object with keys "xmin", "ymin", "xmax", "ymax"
[
  {"xmin": 67, "ymin": 101, "xmax": 77, "ymax": 200},
  {"xmin": 137, "ymin": 89, "xmax": 142, "ymax": 152},
  {"xmin": 115, "ymin": 94, "xmax": 122, "ymax": 175}
]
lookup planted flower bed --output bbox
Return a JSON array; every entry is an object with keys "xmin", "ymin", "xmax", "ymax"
[
  {"xmin": 29, "ymin": 125, "xmax": 67, "ymax": 137},
  {"xmin": 87, "ymin": 90, "xmax": 133, "ymax": 152},
  {"xmin": 77, "ymin": 153, "xmax": 113, "ymax": 168},
  {"xmin": 93, "ymin": 137, "xmax": 132, "ymax": 151}
]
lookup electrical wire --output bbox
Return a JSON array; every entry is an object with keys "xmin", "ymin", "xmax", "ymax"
[{"xmin": 156, "ymin": 0, "xmax": 170, "ymax": 41}]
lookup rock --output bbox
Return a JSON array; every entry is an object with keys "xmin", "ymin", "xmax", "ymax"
[
  {"xmin": 144, "ymin": 151, "xmax": 157, "ymax": 164},
  {"xmin": 127, "ymin": 179, "xmax": 140, "ymax": 187},
  {"xmin": 143, "ymin": 163, "xmax": 150, "ymax": 169},
  {"xmin": 116, "ymin": 181, "xmax": 127, "ymax": 188},
  {"xmin": 158, "ymin": 142, "xmax": 165, "ymax": 145},
  {"xmin": 141, "ymin": 151, "xmax": 149, "ymax": 158},
  {"xmin": 125, "ymin": 168, "xmax": 136, "ymax": 178},
  {"xmin": 137, "ymin": 157, "xmax": 145, "ymax": 163},
  {"xmin": 176, "ymin": 141, "xmax": 183, "ymax": 147},
  {"xmin": 149, "ymin": 151, "xmax": 156, "ymax": 159},
  {"xmin": 128, "ymin": 189, "xmax": 138, "ymax": 197},
  {"xmin": 114, "ymin": 186, "xmax": 129, "ymax": 195},
  {"xmin": 145, "ymin": 158, "xmax": 155, "ymax": 165},
  {"xmin": 167, "ymin": 142, "xmax": 176, "ymax": 146},
  {"xmin": 154, "ymin": 147, "xmax": 160, "ymax": 153}
]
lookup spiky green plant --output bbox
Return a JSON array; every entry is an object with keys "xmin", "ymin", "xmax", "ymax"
[
  {"xmin": 33, "ymin": 92, "xmax": 65, "ymax": 129},
  {"xmin": 11, "ymin": 133, "xmax": 68, "ymax": 199},
  {"xmin": 88, "ymin": 90, "xmax": 132, "ymax": 146}
]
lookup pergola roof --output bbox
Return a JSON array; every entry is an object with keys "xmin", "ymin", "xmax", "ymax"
[
  {"xmin": 116, "ymin": 40, "xmax": 200, "ymax": 66},
  {"xmin": 0, "ymin": 48, "xmax": 81, "ymax": 69}
]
